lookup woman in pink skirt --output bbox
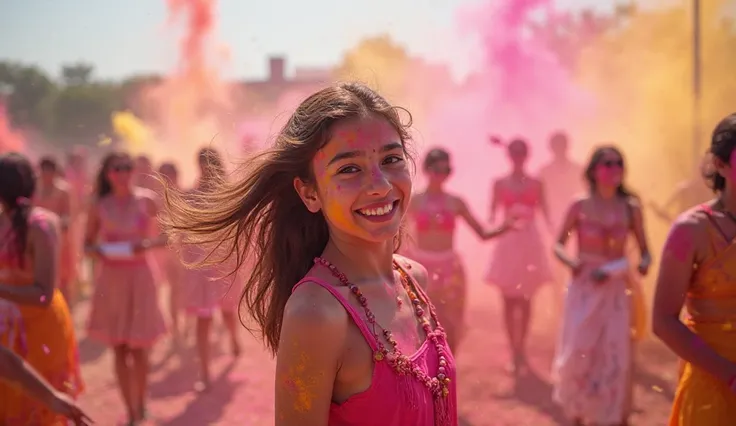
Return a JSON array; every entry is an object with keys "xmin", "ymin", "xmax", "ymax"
[
  {"xmin": 84, "ymin": 152, "xmax": 167, "ymax": 425},
  {"xmin": 486, "ymin": 139, "xmax": 554, "ymax": 375},
  {"xmin": 181, "ymin": 148, "xmax": 242, "ymax": 391},
  {"xmin": 155, "ymin": 162, "xmax": 187, "ymax": 345}
]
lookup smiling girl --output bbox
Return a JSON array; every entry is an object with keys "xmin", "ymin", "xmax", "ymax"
[{"xmin": 162, "ymin": 83, "xmax": 458, "ymax": 426}]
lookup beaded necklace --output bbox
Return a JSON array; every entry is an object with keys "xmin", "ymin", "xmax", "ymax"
[{"xmin": 313, "ymin": 257, "xmax": 452, "ymax": 402}]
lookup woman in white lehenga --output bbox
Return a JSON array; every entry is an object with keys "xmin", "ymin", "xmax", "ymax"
[{"xmin": 551, "ymin": 146, "xmax": 651, "ymax": 426}]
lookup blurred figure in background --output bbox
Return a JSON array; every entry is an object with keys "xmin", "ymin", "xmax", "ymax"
[
  {"xmin": 156, "ymin": 161, "xmax": 187, "ymax": 345},
  {"xmin": 406, "ymin": 148, "xmax": 517, "ymax": 354},
  {"xmin": 538, "ymin": 132, "xmax": 585, "ymax": 229},
  {"xmin": 33, "ymin": 156, "xmax": 77, "ymax": 309},
  {"xmin": 551, "ymin": 145, "xmax": 651, "ymax": 426},
  {"xmin": 538, "ymin": 132, "xmax": 585, "ymax": 323},
  {"xmin": 65, "ymin": 148, "xmax": 91, "ymax": 299},
  {"xmin": 84, "ymin": 152, "xmax": 167, "ymax": 424},
  {"xmin": 180, "ymin": 148, "xmax": 241, "ymax": 391},
  {"xmin": 487, "ymin": 138, "xmax": 554, "ymax": 376},
  {"xmin": 133, "ymin": 155, "xmax": 157, "ymax": 192},
  {"xmin": 648, "ymin": 157, "xmax": 712, "ymax": 223}
]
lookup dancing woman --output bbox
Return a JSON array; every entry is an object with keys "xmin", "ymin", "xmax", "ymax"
[
  {"xmin": 0, "ymin": 153, "xmax": 84, "ymax": 424},
  {"xmin": 652, "ymin": 113, "xmax": 736, "ymax": 424},
  {"xmin": 551, "ymin": 146, "xmax": 651, "ymax": 426},
  {"xmin": 180, "ymin": 148, "xmax": 242, "ymax": 391},
  {"xmin": 85, "ymin": 152, "xmax": 167, "ymax": 425},
  {"xmin": 155, "ymin": 162, "xmax": 186, "ymax": 343},
  {"xmin": 486, "ymin": 138, "xmax": 553, "ymax": 374},
  {"xmin": 163, "ymin": 82, "xmax": 458, "ymax": 425},
  {"xmin": 407, "ymin": 148, "xmax": 515, "ymax": 353},
  {"xmin": 34, "ymin": 156, "xmax": 77, "ymax": 309}
]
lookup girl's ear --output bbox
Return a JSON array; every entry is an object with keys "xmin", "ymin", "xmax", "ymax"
[{"xmin": 294, "ymin": 177, "xmax": 321, "ymax": 213}]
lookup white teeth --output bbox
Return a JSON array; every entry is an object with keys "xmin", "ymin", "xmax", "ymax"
[{"xmin": 359, "ymin": 202, "xmax": 394, "ymax": 216}]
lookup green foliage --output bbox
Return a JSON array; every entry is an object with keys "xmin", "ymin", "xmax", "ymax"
[{"xmin": 0, "ymin": 60, "xmax": 162, "ymax": 148}]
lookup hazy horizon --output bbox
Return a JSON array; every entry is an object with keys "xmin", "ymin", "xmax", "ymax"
[{"xmin": 1, "ymin": 0, "xmax": 619, "ymax": 82}]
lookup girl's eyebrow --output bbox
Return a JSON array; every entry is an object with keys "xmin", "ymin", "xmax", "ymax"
[{"xmin": 327, "ymin": 142, "xmax": 403, "ymax": 166}]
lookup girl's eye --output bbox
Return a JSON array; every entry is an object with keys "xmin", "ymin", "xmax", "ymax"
[
  {"xmin": 384, "ymin": 155, "xmax": 404, "ymax": 165},
  {"xmin": 337, "ymin": 165, "xmax": 360, "ymax": 174}
]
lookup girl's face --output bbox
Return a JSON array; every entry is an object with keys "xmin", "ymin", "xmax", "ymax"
[
  {"xmin": 106, "ymin": 157, "xmax": 133, "ymax": 190},
  {"xmin": 425, "ymin": 159, "xmax": 451, "ymax": 186},
  {"xmin": 296, "ymin": 115, "xmax": 412, "ymax": 244},
  {"xmin": 594, "ymin": 149, "xmax": 624, "ymax": 188}
]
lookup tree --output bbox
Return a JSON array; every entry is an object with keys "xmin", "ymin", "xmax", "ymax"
[
  {"xmin": 335, "ymin": 35, "xmax": 413, "ymax": 101},
  {"xmin": 61, "ymin": 63, "xmax": 94, "ymax": 86},
  {"xmin": 0, "ymin": 61, "xmax": 56, "ymax": 131},
  {"xmin": 50, "ymin": 83, "xmax": 122, "ymax": 143}
]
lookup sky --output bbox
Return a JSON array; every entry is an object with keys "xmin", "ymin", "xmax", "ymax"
[{"xmin": 1, "ymin": 0, "xmax": 635, "ymax": 82}]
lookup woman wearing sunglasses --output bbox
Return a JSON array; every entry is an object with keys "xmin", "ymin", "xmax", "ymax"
[
  {"xmin": 551, "ymin": 146, "xmax": 651, "ymax": 426},
  {"xmin": 84, "ymin": 152, "xmax": 167, "ymax": 425},
  {"xmin": 406, "ymin": 148, "xmax": 516, "ymax": 354},
  {"xmin": 486, "ymin": 138, "xmax": 554, "ymax": 376}
]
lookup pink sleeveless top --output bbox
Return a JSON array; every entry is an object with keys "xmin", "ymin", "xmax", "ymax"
[
  {"xmin": 413, "ymin": 195, "xmax": 456, "ymax": 232},
  {"xmin": 96, "ymin": 195, "xmax": 152, "ymax": 265},
  {"xmin": 291, "ymin": 272, "xmax": 459, "ymax": 426}
]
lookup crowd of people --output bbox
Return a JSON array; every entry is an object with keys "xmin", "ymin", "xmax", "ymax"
[{"xmin": 0, "ymin": 82, "xmax": 734, "ymax": 425}]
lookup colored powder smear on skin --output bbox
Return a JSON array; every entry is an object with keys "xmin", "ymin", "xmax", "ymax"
[
  {"xmin": 284, "ymin": 351, "xmax": 316, "ymax": 413},
  {"xmin": 0, "ymin": 102, "xmax": 25, "ymax": 153}
]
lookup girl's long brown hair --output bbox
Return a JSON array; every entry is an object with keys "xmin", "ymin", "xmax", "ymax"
[{"xmin": 161, "ymin": 82, "xmax": 413, "ymax": 354}]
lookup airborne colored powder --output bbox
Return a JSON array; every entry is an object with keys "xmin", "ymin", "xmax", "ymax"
[
  {"xmin": 336, "ymin": 0, "xmax": 736, "ymax": 305},
  {"xmin": 418, "ymin": 0, "xmax": 596, "ymax": 288},
  {"xmin": 112, "ymin": 111, "xmax": 153, "ymax": 155},
  {"xmin": 128, "ymin": 0, "xmax": 236, "ymax": 184},
  {"xmin": 0, "ymin": 102, "xmax": 25, "ymax": 153}
]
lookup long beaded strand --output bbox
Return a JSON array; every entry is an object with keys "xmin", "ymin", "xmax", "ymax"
[{"xmin": 313, "ymin": 258, "xmax": 452, "ymax": 423}]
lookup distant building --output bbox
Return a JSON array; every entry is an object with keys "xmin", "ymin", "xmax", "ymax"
[{"xmin": 238, "ymin": 57, "xmax": 333, "ymax": 113}]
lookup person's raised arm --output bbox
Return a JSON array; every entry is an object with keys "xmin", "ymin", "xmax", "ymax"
[
  {"xmin": 0, "ymin": 214, "xmax": 58, "ymax": 306},
  {"xmin": 275, "ymin": 284, "xmax": 348, "ymax": 426},
  {"xmin": 652, "ymin": 216, "xmax": 736, "ymax": 388}
]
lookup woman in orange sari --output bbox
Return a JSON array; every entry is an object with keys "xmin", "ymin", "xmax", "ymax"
[
  {"xmin": 653, "ymin": 113, "xmax": 736, "ymax": 425},
  {"xmin": 0, "ymin": 152, "xmax": 84, "ymax": 425}
]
